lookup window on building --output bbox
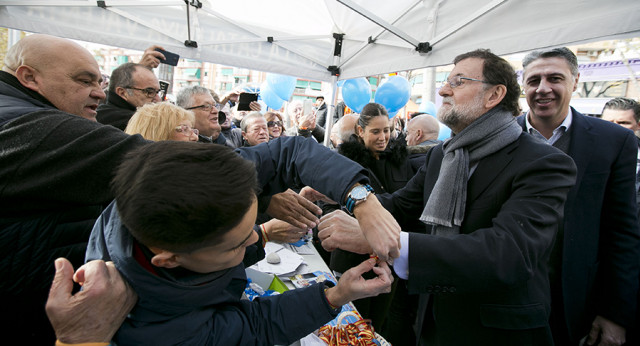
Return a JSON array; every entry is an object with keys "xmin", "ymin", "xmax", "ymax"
[{"xmin": 309, "ymin": 81, "xmax": 322, "ymax": 91}]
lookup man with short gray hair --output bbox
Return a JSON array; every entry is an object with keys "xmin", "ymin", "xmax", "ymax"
[
  {"xmin": 176, "ymin": 85, "xmax": 230, "ymax": 146},
  {"xmin": 240, "ymin": 111, "xmax": 269, "ymax": 147}
]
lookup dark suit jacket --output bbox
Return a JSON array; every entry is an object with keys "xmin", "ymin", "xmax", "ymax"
[
  {"xmin": 517, "ymin": 108, "xmax": 640, "ymax": 341},
  {"xmin": 379, "ymin": 133, "xmax": 577, "ymax": 345}
]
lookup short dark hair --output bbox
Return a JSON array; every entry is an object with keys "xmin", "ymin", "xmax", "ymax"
[
  {"xmin": 112, "ymin": 141, "xmax": 259, "ymax": 253},
  {"xmin": 316, "ymin": 96, "xmax": 324, "ymax": 101},
  {"xmin": 454, "ymin": 49, "xmax": 521, "ymax": 116},
  {"xmin": 603, "ymin": 97, "xmax": 640, "ymax": 122},
  {"xmin": 108, "ymin": 63, "xmax": 151, "ymax": 93},
  {"xmin": 522, "ymin": 47, "xmax": 579, "ymax": 77}
]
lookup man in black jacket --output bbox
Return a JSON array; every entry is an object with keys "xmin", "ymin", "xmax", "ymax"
[{"xmin": 96, "ymin": 62, "xmax": 163, "ymax": 130}]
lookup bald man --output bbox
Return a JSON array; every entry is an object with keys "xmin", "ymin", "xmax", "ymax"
[
  {"xmin": 0, "ymin": 33, "xmax": 149, "ymax": 344},
  {"xmin": 330, "ymin": 114, "xmax": 359, "ymax": 148},
  {"xmin": 405, "ymin": 113, "xmax": 440, "ymax": 146}
]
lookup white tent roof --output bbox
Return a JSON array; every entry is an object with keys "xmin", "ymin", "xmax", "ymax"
[{"xmin": 1, "ymin": 0, "xmax": 639, "ymax": 82}]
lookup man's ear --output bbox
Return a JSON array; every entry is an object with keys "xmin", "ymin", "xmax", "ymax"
[
  {"xmin": 14, "ymin": 65, "xmax": 41, "ymax": 93},
  {"xmin": 149, "ymin": 250, "xmax": 181, "ymax": 269},
  {"xmin": 485, "ymin": 84, "xmax": 507, "ymax": 109},
  {"xmin": 416, "ymin": 129, "xmax": 423, "ymax": 141},
  {"xmin": 115, "ymin": 86, "xmax": 129, "ymax": 100}
]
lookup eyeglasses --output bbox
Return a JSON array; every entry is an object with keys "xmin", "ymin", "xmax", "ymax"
[
  {"xmin": 186, "ymin": 104, "xmax": 217, "ymax": 112},
  {"xmin": 444, "ymin": 75, "xmax": 494, "ymax": 89},
  {"xmin": 126, "ymin": 87, "xmax": 165, "ymax": 99},
  {"xmin": 175, "ymin": 124, "xmax": 199, "ymax": 137},
  {"xmin": 267, "ymin": 121, "xmax": 282, "ymax": 127}
]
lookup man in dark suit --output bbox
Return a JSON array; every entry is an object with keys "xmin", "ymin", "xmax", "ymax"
[
  {"xmin": 372, "ymin": 49, "xmax": 577, "ymax": 345},
  {"xmin": 600, "ymin": 97, "xmax": 640, "ymax": 215},
  {"xmin": 519, "ymin": 48, "xmax": 640, "ymax": 346}
]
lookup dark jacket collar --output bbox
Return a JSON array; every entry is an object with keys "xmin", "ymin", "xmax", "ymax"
[
  {"xmin": 105, "ymin": 90, "xmax": 136, "ymax": 111},
  {"xmin": 0, "ymin": 71, "xmax": 56, "ymax": 109},
  {"xmin": 338, "ymin": 135, "xmax": 409, "ymax": 168}
]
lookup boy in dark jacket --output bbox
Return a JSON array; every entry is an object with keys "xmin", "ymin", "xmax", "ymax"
[{"xmin": 86, "ymin": 141, "xmax": 393, "ymax": 345}]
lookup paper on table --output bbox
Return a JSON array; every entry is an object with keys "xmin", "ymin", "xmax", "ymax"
[{"xmin": 256, "ymin": 243, "xmax": 305, "ymax": 275}]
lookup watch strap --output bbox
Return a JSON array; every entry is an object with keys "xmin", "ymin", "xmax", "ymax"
[{"xmin": 345, "ymin": 184, "xmax": 374, "ymax": 214}]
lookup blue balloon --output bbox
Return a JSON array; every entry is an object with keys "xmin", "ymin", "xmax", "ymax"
[
  {"xmin": 260, "ymin": 81, "xmax": 285, "ymax": 110},
  {"xmin": 438, "ymin": 121, "xmax": 452, "ymax": 140},
  {"xmin": 240, "ymin": 83, "xmax": 260, "ymax": 94},
  {"xmin": 419, "ymin": 100, "xmax": 437, "ymax": 116},
  {"xmin": 342, "ymin": 78, "xmax": 371, "ymax": 113},
  {"xmin": 337, "ymin": 80, "xmax": 346, "ymax": 88},
  {"xmin": 388, "ymin": 110, "xmax": 398, "ymax": 119},
  {"xmin": 266, "ymin": 73, "xmax": 297, "ymax": 101},
  {"xmin": 374, "ymin": 76, "xmax": 411, "ymax": 113}
]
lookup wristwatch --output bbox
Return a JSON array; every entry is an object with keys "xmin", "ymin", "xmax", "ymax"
[{"xmin": 344, "ymin": 184, "xmax": 374, "ymax": 215}]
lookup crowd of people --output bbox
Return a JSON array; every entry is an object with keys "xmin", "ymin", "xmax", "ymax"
[{"xmin": 1, "ymin": 33, "xmax": 640, "ymax": 346}]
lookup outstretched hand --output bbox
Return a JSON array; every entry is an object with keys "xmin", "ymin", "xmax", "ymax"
[
  {"xmin": 266, "ymin": 189, "xmax": 322, "ymax": 229},
  {"xmin": 353, "ymin": 196, "xmax": 401, "ymax": 261},
  {"xmin": 46, "ymin": 258, "xmax": 137, "ymax": 344},
  {"xmin": 318, "ymin": 210, "xmax": 371, "ymax": 254},
  {"xmin": 325, "ymin": 258, "xmax": 393, "ymax": 307},
  {"xmin": 262, "ymin": 218, "xmax": 308, "ymax": 243},
  {"xmin": 299, "ymin": 186, "xmax": 335, "ymax": 204}
]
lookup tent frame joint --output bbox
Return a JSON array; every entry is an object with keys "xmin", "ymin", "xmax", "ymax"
[
  {"xmin": 96, "ymin": 1, "xmax": 106, "ymax": 9},
  {"xmin": 328, "ymin": 65, "xmax": 340, "ymax": 76},
  {"xmin": 187, "ymin": 0, "xmax": 202, "ymax": 9},
  {"xmin": 332, "ymin": 33, "xmax": 344, "ymax": 56},
  {"xmin": 416, "ymin": 42, "xmax": 432, "ymax": 53}
]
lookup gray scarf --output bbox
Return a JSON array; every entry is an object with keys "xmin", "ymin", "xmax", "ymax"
[{"xmin": 419, "ymin": 106, "xmax": 522, "ymax": 236}]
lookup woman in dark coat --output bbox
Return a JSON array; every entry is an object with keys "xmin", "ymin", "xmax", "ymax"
[{"xmin": 330, "ymin": 103, "xmax": 422, "ymax": 344}]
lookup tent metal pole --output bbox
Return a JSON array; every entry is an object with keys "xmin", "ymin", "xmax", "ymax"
[
  {"xmin": 106, "ymin": 7, "xmax": 184, "ymax": 43},
  {"xmin": 336, "ymin": 0, "xmax": 421, "ymax": 49},
  {"xmin": 199, "ymin": 7, "xmax": 327, "ymax": 67},
  {"xmin": 323, "ymin": 33, "xmax": 344, "ymax": 148},
  {"xmin": 429, "ymin": 0, "xmax": 508, "ymax": 46},
  {"xmin": 323, "ymin": 74, "xmax": 339, "ymax": 148},
  {"xmin": 337, "ymin": 0, "xmax": 422, "ymax": 69}
]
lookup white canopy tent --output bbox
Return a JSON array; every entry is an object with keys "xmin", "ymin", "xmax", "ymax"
[
  {"xmin": 1, "ymin": 0, "xmax": 639, "ymax": 82},
  {"xmin": 1, "ymin": 0, "xmax": 639, "ymax": 143}
]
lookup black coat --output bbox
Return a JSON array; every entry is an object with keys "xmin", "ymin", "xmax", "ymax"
[
  {"xmin": 379, "ymin": 134, "xmax": 577, "ymax": 345},
  {"xmin": 96, "ymin": 91, "xmax": 137, "ymax": 131},
  {"xmin": 517, "ymin": 110, "xmax": 640, "ymax": 341}
]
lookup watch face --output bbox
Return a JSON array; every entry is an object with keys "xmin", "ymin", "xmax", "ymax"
[{"xmin": 351, "ymin": 186, "xmax": 368, "ymax": 199}]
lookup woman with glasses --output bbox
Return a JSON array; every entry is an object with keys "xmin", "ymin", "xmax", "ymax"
[
  {"xmin": 264, "ymin": 111, "xmax": 286, "ymax": 140},
  {"xmin": 125, "ymin": 102, "xmax": 198, "ymax": 142}
]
